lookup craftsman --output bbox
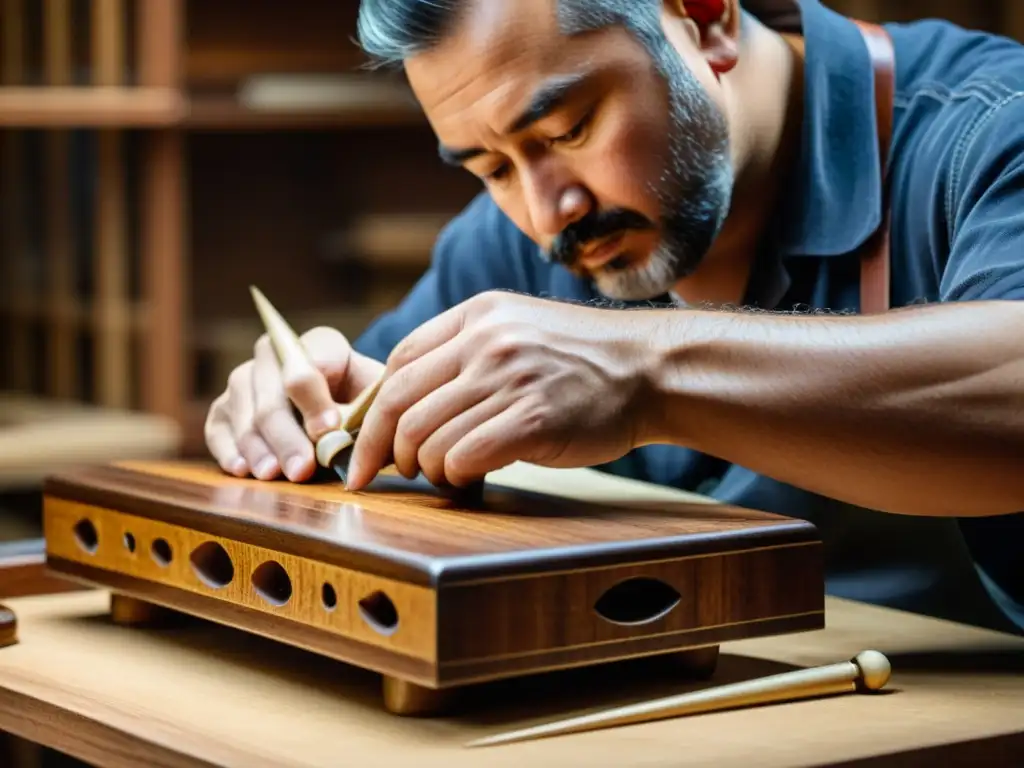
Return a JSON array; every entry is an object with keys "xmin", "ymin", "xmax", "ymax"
[{"xmin": 204, "ymin": 0, "xmax": 1024, "ymax": 634}]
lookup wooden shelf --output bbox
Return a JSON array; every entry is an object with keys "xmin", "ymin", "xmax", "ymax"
[
  {"xmin": 185, "ymin": 73, "xmax": 425, "ymax": 129},
  {"xmin": 1, "ymin": 299, "xmax": 148, "ymax": 332},
  {"xmin": 0, "ymin": 87, "xmax": 424, "ymax": 131},
  {"xmin": 0, "ymin": 87, "xmax": 185, "ymax": 127},
  {"xmin": 184, "ymin": 92, "xmax": 425, "ymax": 130}
]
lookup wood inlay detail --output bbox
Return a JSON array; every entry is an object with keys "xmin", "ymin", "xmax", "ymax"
[
  {"xmin": 438, "ymin": 543, "xmax": 824, "ymax": 663},
  {"xmin": 44, "ymin": 498, "xmax": 437, "ymax": 662}
]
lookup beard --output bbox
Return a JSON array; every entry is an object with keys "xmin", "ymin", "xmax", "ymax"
[{"xmin": 545, "ymin": 40, "xmax": 734, "ymax": 301}]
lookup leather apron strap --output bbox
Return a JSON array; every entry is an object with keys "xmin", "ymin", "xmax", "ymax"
[{"xmin": 852, "ymin": 20, "xmax": 895, "ymax": 314}]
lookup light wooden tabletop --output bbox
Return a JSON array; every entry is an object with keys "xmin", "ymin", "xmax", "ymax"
[{"xmin": 0, "ymin": 589, "xmax": 1020, "ymax": 767}]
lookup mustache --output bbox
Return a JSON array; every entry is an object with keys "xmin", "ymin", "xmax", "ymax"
[{"xmin": 546, "ymin": 208, "xmax": 656, "ymax": 267}]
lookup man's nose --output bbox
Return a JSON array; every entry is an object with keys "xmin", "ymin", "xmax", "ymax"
[{"xmin": 523, "ymin": 174, "xmax": 592, "ymax": 239}]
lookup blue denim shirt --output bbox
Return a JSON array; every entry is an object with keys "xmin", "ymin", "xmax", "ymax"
[{"xmin": 355, "ymin": 0, "xmax": 1024, "ymax": 633}]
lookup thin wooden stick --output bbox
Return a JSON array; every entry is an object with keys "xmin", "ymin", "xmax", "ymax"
[{"xmin": 465, "ymin": 650, "xmax": 892, "ymax": 748}]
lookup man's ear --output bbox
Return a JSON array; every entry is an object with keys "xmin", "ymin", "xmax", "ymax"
[{"xmin": 662, "ymin": 0, "xmax": 741, "ymax": 76}]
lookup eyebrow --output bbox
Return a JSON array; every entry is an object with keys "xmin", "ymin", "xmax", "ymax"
[{"xmin": 438, "ymin": 72, "xmax": 590, "ymax": 167}]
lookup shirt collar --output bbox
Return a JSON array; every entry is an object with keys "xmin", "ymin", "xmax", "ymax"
[{"xmin": 775, "ymin": 0, "xmax": 885, "ymax": 257}]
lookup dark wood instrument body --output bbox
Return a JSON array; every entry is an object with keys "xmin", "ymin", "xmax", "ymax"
[
  {"xmin": 41, "ymin": 460, "xmax": 825, "ymax": 710},
  {"xmin": 0, "ymin": 604, "xmax": 16, "ymax": 648}
]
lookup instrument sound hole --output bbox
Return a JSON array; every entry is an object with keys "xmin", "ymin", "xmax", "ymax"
[
  {"xmin": 123, "ymin": 532, "xmax": 136, "ymax": 553},
  {"xmin": 189, "ymin": 541, "xmax": 235, "ymax": 589},
  {"xmin": 252, "ymin": 560, "xmax": 292, "ymax": 606},
  {"xmin": 358, "ymin": 590, "xmax": 399, "ymax": 635},
  {"xmin": 73, "ymin": 519, "xmax": 99, "ymax": 554},
  {"xmin": 322, "ymin": 582, "xmax": 337, "ymax": 611},
  {"xmin": 594, "ymin": 577, "xmax": 681, "ymax": 626},
  {"xmin": 151, "ymin": 538, "xmax": 173, "ymax": 567}
]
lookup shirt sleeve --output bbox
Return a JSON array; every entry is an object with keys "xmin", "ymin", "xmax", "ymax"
[
  {"xmin": 940, "ymin": 94, "xmax": 1024, "ymax": 302},
  {"xmin": 937, "ymin": 96, "xmax": 1024, "ymax": 629},
  {"xmin": 353, "ymin": 191, "xmax": 542, "ymax": 362}
]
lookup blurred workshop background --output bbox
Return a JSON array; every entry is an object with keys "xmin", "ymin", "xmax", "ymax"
[{"xmin": 0, "ymin": 0, "xmax": 1022, "ymax": 545}]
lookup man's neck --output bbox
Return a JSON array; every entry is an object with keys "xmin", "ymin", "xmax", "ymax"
[{"xmin": 670, "ymin": 24, "xmax": 806, "ymax": 308}]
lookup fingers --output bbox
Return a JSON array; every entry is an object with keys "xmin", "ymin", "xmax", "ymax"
[
  {"xmin": 415, "ymin": 393, "xmax": 513, "ymax": 486},
  {"xmin": 223, "ymin": 361, "xmax": 281, "ymax": 480},
  {"xmin": 346, "ymin": 351, "xmax": 389, "ymax": 401},
  {"xmin": 443, "ymin": 400, "xmax": 556, "ymax": 486},
  {"xmin": 345, "ymin": 338, "xmax": 464, "ymax": 489},
  {"xmin": 255, "ymin": 331, "xmax": 339, "ymax": 440},
  {"xmin": 386, "ymin": 300, "xmax": 466, "ymax": 374},
  {"xmin": 249, "ymin": 337, "xmax": 317, "ymax": 481},
  {"xmin": 389, "ymin": 376, "xmax": 491, "ymax": 480},
  {"xmin": 203, "ymin": 324, "xmax": 386, "ymax": 484},
  {"xmin": 302, "ymin": 326, "xmax": 383, "ymax": 403},
  {"xmin": 204, "ymin": 392, "xmax": 248, "ymax": 477}
]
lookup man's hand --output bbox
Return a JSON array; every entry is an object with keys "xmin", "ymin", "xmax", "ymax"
[
  {"xmin": 344, "ymin": 291, "xmax": 657, "ymax": 490},
  {"xmin": 205, "ymin": 326, "xmax": 384, "ymax": 482}
]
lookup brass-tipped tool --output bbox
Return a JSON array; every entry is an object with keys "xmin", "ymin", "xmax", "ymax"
[
  {"xmin": 249, "ymin": 286, "xmax": 384, "ymax": 482},
  {"xmin": 464, "ymin": 650, "xmax": 892, "ymax": 748}
]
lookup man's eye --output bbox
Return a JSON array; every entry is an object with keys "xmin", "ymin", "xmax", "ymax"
[
  {"xmin": 553, "ymin": 110, "xmax": 592, "ymax": 144},
  {"xmin": 484, "ymin": 163, "xmax": 510, "ymax": 181}
]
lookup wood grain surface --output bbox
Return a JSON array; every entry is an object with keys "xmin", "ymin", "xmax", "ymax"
[
  {"xmin": 42, "ymin": 460, "xmax": 826, "ymax": 690},
  {"xmin": 44, "ymin": 460, "xmax": 819, "ymax": 583},
  {"xmin": 0, "ymin": 539, "xmax": 87, "ymax": 599},
  {"xmin": 0, "ymin": 591, "xmax": 1021, "ymax": 767},
  {"xmin": 44, "ymin": 497, "xmax": 437, "ymax": 663}
]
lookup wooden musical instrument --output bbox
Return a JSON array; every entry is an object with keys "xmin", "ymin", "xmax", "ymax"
[
  {"xmin": 465, "ymin": 649, "xmax": 892, "ymax": 747},
  {"xmin": 40, "ymin": 457, "xmax": 825, "ymax": 715}
]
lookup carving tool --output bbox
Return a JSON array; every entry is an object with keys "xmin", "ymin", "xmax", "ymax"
[
  {"xmin": 464, "ymin": 650, "xmax": 892, "ymax": 747},
  {"xmin": 250, "ymin": 286, "xmax": 384, "ymax": 483}
]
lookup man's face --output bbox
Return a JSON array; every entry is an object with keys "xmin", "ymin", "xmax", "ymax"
[{"xmin": 405, "ymin": 0, "xmax": 734, "ymax": 301}]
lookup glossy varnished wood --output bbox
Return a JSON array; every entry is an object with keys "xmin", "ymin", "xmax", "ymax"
[
  {"xmin": 0, "ymin": 538, "xmax": 88, "ymax": 598},
  {"xmin": 42, "ymin": 460, "xmax": 825, "ymax": 704},
  {"xmin": 45, "ymin": 461, "xmax": 820, "ymax": 583},
  {"xmin": 45, "ymin": 496, "xmax": 438, "ymax": 663},
  {"xmin": 0, "ymin": 604, "xmax": 16, "ymax": 648}
]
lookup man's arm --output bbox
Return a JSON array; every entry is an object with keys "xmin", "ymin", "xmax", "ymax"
[
  {"xmin": 643, "ymin": 299, "xmax": 1024, "ymax": 517},
  {"xmin": 647, "ymin": 95, "xmax": 1024, "ymax": 518}
]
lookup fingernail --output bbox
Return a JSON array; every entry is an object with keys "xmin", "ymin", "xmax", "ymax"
[
  {"xmin": 285, "ymin": 456, "xmax": 306, "ymax": 480},
  {"xmin": 255, "ymin": 456, "xmax": 278, "ymax": 479},
  {"xmin": 345, "ymin": 457, "xmax": 361, "ymax": 489},
  {"xmin": 321, "ymin": 408, "xmax": 340, "ymax": 430},
  {"xmin": 230, "ymin": 457, "xmax": 248, "ymax": 476}
]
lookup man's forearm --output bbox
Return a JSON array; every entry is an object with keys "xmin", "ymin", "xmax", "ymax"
[{"xmin": 641, "ymin": 300, "xmax": 1024, "ymax": 517}]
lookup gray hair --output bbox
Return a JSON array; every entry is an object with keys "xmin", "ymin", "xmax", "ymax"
[
  {"xmin": 356, "ymin": 0, "xmax": 672, "ymax": 70},
  {"xmin": 356, "ymin": 0, "xmax": 739, "ymax": 301}
]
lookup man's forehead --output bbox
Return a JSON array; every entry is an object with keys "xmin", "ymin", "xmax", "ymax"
[
  {"xmin": 404, "ymin": 0, "xmax": 586, "ymax": 111},
  {"xmin": 445, "ymin": 0, "xmax": 561, "ymax": 52}
]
